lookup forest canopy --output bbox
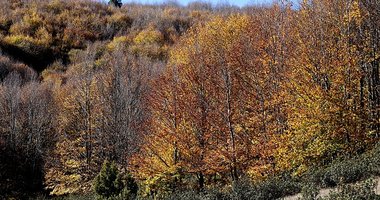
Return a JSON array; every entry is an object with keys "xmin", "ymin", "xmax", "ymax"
[{"xmin": 0, "ymin": 0, "xmax": 379, "ymax": 199}]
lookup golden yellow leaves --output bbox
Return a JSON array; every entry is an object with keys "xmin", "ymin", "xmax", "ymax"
[
  {"xmin": 3, "ymin": 34, "xmax": 34, "ymax": 46},
  {"xmin": 271, "ymin": 0, "xmax": 378, "ymax": 176},
  {"xmin": 107, "ymin": 36, "xmax": 129, "ymax": 51},
  {"xmin": 45, "ymin": 170, "xmax": 82, "ymax": 195},
  {"xmin": 131, "ymin": 26, "xmax": 167, "ymax": 59},
  {"xmin": 135, "ymin": 14, "xmax": 276, "ymax": 190},
  {"xmin": 343, "ymin": 0, "xmax": 362, "ymax": 26},
  {"xmin": 170, "ymin": 14, "xmax": 250, "ymax": 70},
  {"xmin": 3, "ymin": 6, "xmax": 54, "ymax": 51},
  {"xmin": 134, "ymin": 26, "xmax": 164, "ymax": 45}
]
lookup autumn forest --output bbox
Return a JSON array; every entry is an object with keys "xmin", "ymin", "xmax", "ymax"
[{"xmin": 0, "ymin": 0, "xmax": 379, "ymax": 199}]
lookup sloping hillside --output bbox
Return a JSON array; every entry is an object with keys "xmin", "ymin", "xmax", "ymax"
[{"xmin": 0, "ymin": 0, "xmax": 379, "ymax": 199}]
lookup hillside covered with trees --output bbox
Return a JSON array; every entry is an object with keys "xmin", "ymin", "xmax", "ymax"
[{"xmin": 0, "ymin": 0, "xmax": 379, "ymax": 199}]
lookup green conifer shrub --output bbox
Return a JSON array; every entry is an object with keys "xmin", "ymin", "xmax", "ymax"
[{"xmin": 94, "ymin": 160, "xmax": 124, "ymax": 199}]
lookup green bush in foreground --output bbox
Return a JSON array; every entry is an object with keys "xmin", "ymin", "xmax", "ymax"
[
  {"xmin": 302, "ymin": 144, "xmax": 380, "ymax": 188},
  {"xmin": 232, "ymin": 175, "xmax": 301, "ymax": 200},
  {"xmin": 304, "ymin": 179, "xmax": 380, "ymax": 200},
  {"xmin": 94, "ymin": 160, "xmax": 124, "ymax": 199},
  {"xmin": 41, "ymin": 144, "xmax": 379, "ymax": 200}
]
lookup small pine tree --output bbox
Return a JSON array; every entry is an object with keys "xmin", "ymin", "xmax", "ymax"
[
  {"xmin": 108, "ymin": 0, "xmax": 122, "ymax": 8},
  {"xmin": 125, "ymin": 172, "xmax": 138, "ymax": 197},
  {"xmin": 94, "ymin": 160, "xmax": 124, "ymax": 199}
]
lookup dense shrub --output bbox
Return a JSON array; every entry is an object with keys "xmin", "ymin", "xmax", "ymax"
[
  {"xmin": 300, "ymin": 183, "xmax": 320, "ymax": 200},
  {"xmin": 164, "ymin": 175, "xmax": 301, "ymax": 200},
  {"xmin": 204, "ymin": 188, "xmax": 231, "ymax": 200},
  {"xmin": 123, "ymin": 173, "xmax": 139, "ymax": 199},
  {"xmin": 164, "ymin": 187, "xmax": 231, "ymax": 200},
  {"xmin": 29, "ymin": 145, "xmax": 380, "ymax": 199},
  {"xmin": 243, "ymin": 176, "xmax": 301, "ymax": 200},
  {"xmin": 0, "ymin": 55, "xmax": 36, "ymax": 81},
  {"xmin": 322, "ymin": 159, "xmax": 369, "ymax": 187},
  {"xmin": 319, "ymin": 179, "xmax": 380, "ymax": 200},
  {"xmin": 303, "ymin": 144, "xmax": 380, "ymax": 188},
  {"xmin": 165, "ymin": 190, "xmax": 205, "ymax": 200},
  {"xmin": 94, "ymin": 160, "xmax": 124, "ymax": 199},
  {"xmin": 0, "ymin": 0, "xmax": 204, "ymax": 73},
  {"xmin": 36, "ymin": 193, "xmax": 96, "ymax": 200},
  {"xmin": 366, "ymin": 144, "xmax": 380, "ymax": 176}
]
